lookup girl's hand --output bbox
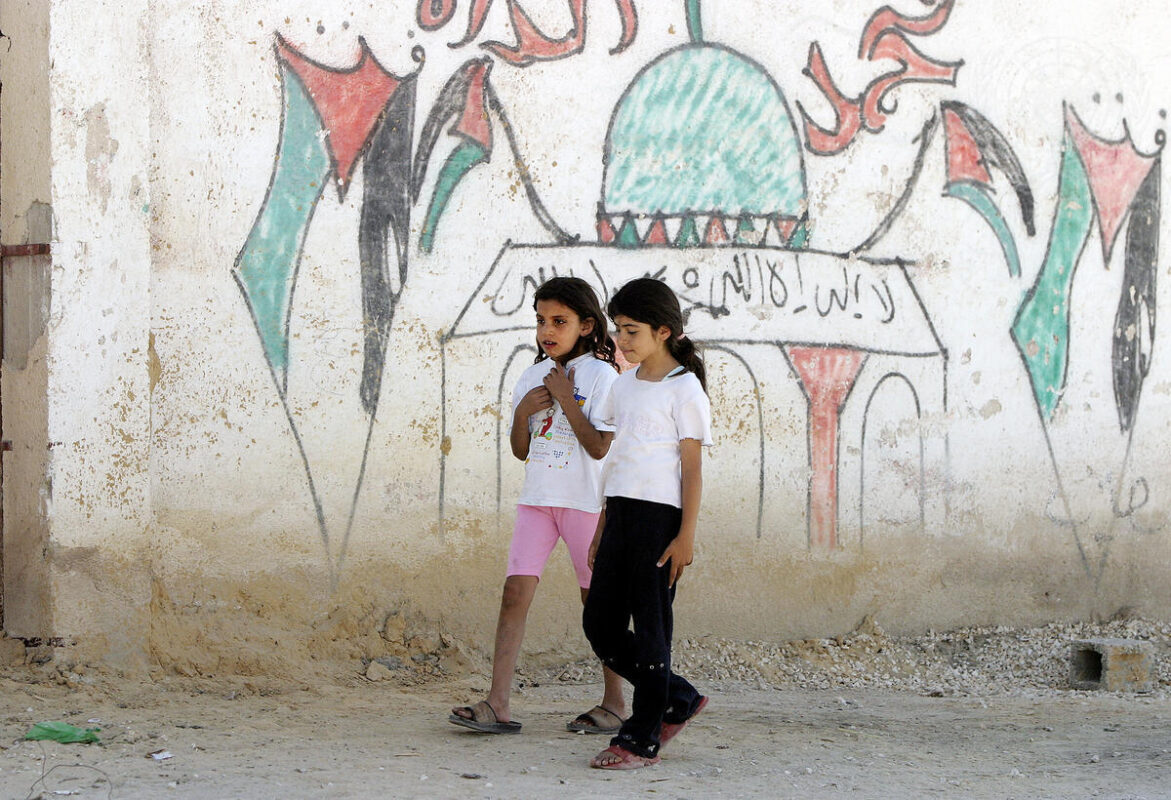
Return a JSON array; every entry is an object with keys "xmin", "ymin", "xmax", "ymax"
[
  {"xmin": 516, "ymin": 385, "xmax": 554, "ymax": 418},
  {"xmin": 542, "ymin": 365, "xmax": 577, "ymax": 407},
  {"xmin": 657, "ymin": 536, "xmax": 694, "ymax": 588},
  {"xmin": 588, "ymin": 510, "xmax": 605, "ymax": 569}
]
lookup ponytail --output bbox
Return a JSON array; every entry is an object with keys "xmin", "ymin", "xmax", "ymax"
[{"xmin": 668, "ymin": 335, "xmax": 707, "ymax": 393}]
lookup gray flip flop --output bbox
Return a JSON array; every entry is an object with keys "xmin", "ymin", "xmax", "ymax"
[
  {"xmin": 566, "ymin": 705, "xmax": 625, "ymax": 734},
  {"xmin": 448, "ymin": 700, "xmax": 522, "ymax": 734}
]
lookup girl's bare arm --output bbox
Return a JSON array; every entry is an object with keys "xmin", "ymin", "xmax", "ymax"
[
  {"xmin": 659, "ymin": 438, "xmax": 702, "ymax": 587},
  {"xmin": 588, "ymin": 504, "xmax": 606, "ymax": 569},
  {"xmin": 543, "ymin": 366, "xmax": 614, "ymax": 459},
  {"xmin": 511, "ymin": 386, "xmax": 552, "ymax": 461}
]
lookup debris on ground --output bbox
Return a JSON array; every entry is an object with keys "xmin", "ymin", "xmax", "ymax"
[
  {"xmin": 542, "ymin": 617, "xmax": 1171, "ymax": 697},
  {"xmin": 24, "ymin": 721, "xmax": 101, "ymax": 744}
]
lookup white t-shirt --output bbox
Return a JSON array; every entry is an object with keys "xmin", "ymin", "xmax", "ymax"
[
  {"xmin": 600, "ymin": 366, "xmax": 713, "ymax": 509},
  {"xmin": 512, "ymin": 352, "xmax": 619, "ymax": 513}
]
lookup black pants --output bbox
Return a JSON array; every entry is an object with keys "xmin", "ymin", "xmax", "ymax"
[{"xmin": 583, "ymin": 496, "xmax": 702, "ymax": 758}]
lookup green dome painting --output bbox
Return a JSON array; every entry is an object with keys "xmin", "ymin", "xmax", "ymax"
[{"xmin": 603, "ymin": 44, "xmax": 807, "ymax": 221}]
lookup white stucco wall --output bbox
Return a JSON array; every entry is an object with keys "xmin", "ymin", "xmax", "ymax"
[
  {"xmin": 43, "ymin": 0, "xmax": 152, "ymax": 663},
  {"xmin": 5, "ymin": 0, "xmax": 1171, "ymax": 670},
  {"xmin": 1, "ymin": 0, "xmax": 152, "ymax": 657}
]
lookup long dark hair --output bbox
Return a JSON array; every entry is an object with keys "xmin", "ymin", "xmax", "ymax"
[
  {"xmin": 532, "ymin": 277, "xmax": 618, "ymax": 370},
  {"xmin": 607, "ymin": 278, "xmax": 707, "ymax": 392}
]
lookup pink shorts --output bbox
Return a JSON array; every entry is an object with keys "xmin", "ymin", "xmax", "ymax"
[{"xmin": 507, "ymin": 505, "xmax": 600, "ymax": 589}]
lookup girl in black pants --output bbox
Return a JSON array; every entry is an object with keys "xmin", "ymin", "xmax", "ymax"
[{"xmin": 583, "ymin": 279, "xmax": 711, "ymax": 769}]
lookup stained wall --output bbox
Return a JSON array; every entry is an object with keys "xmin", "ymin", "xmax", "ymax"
[
  {"xmin": 1, "ymin": 0, "xmax": 53, "ymax": 639},
  {"xmin": 5, "ymin": 0, "xmax": 1171, "ymax": 670}
]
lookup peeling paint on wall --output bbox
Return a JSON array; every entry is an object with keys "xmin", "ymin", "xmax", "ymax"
[{"xmin": 83, "ymin": 104, "xmax": 119, "ymax": 215}]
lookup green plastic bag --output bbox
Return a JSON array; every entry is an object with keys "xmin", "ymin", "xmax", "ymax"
[{"xmin": 24, "ymin": 721, "xmax": 101, "ymax": 744}]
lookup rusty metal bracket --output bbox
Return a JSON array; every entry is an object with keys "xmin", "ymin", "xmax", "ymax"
[{"xmin": 0, "ymin": 243, "xmax": 50, "ymax": 259}]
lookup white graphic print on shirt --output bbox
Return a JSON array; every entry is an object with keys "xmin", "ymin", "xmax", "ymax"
[{"xmin": 527, "ymin": 390, "xmax": 587, "ymax": 470}]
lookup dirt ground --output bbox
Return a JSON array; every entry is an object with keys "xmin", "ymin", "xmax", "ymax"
[{"xmin": 0, "ymin": 630, "xmax": 1168, "ymax": 800}]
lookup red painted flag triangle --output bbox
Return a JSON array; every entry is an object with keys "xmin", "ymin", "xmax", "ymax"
[
  {"xmin": 276, "ymin": 34, "xmax": 403, "ymax": 197},
  {"xmin": 1066, "ymin": 105, "xmax": 1159, "ymax": 265}
]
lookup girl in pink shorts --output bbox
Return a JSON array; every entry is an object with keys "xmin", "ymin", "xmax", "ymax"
[{"xmin": 450, "ymin": 277, "xmax": 625, "ymax": 735}]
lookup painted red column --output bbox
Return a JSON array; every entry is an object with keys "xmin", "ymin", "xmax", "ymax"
[{"xmin": 786, "ymin": 346, "xmax": 866, "ymax": 549}]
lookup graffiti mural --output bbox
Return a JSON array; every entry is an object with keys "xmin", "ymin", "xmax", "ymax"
[
  {"xmin": 784, "ymin": 347, "xmax": 867, "ymax": 550},
  {"xmin": 1013, "ymin": 105, "xmax": 1161, "ymax": 429},
  {"xmin": 1011, "ymin": 104, "xmax": 1163, "ymax": 579},
  {"xmin": 440, "ymin": 0, "xmax": 934, "ymax": 547},
  {"xmin": 417, "ymin": 0, "xmax": 637, "ymax": 64},
  {"xmin": 797, "ymin": 0, "xmax": 961, "ymax": 155},
  {"xmin": 413, "ymin": 56, "xmax": 573, "ymax": 252},
  {"xmin": 940, "ymin": 101, "xmax": 1037, "ymax": 278},
  {"xmin": 792, "ymin": 2, "xmax": 1163, "ymax": 566},
  {"xmin": 236, "ymin": 4, "xmax": 639, "ymax": 575},
  {"xmin": 442, "ymin": 243, "xmax": 948, "ymax": 545},
  {"xmin": 800, "ymin": 1, "xmax": 1035, "ymax": 268},
  {"xmin": 598, "ymin": 39, "xmax": 809, "ymax": 249},
  {"xmin": 234, "ymin": 35, "xmax": 421, "ymax": 581},
  {"xmin": 234, "ymin": 0, "xmax": 1164, "ymax": 578}
]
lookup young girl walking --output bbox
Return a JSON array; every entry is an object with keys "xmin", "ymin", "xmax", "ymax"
[
  {"xmin": 583, "ymin": 277, "xmax": 711, "ymax": 769},
  {"xmin": 449, "ymin": 277, "xmax": 627, "ymax": 735}
]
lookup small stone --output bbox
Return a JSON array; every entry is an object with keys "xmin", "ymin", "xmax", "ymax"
[
  {"xmin": 411, "ymin": 636, "xmax": 442, "ymax": 654},
  {"xmin": 380, "ymin": 611, "xmax": 407, "ymax": 643},
  {"xmin": 365, "ymin": 662, "xmax": 393, "ymax": 682},
  {"xmin": 374, "ymin": 656, "xmax": 405, "ymax": 671},
  {"xmin": 0, "ymin": 638, "xmax": 26, "ymax": 666},
  {"xmin": 26, "ymin": 646, "xmax": 53, "ymax": 665}
]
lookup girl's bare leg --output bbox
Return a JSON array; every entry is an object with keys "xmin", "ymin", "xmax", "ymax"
[
  {"xmin": 482, "ymin": 575, "xmax": 540, "ymax": 721},
  {"xmin": 581, "ymin": 586, "xmax": 627, "ymax": 718}
]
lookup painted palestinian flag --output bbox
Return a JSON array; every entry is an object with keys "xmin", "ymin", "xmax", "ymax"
[{"xmin": 1011, "ymin": 103, "xmax": 1161, "ymax": 431}]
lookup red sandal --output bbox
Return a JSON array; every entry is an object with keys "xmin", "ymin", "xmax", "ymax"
[
  {"xmin": 589, "ymin": 744, "xmax": 661, "ymax": 770},
  {"xmin": 660, "ymin": 695, "xmax": 708, "ymax": 747}
]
